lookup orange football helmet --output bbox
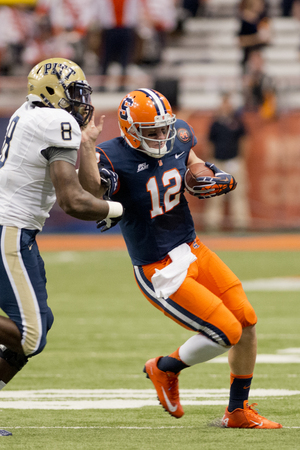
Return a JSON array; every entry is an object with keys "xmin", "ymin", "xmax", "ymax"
[{"xmin": 118, "ymin": 88, "xmax": 176, "ymax": 158}]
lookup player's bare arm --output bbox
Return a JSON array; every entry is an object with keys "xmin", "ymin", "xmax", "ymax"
[
  {"xmin": 50, "ymin": 159, "xmax": 113, "ymax": 221},
  {"xmin": 78, "ymin": 112, "xmax": 107, "ymax": 198},
  {"xmin": 186, "ymin": 149, "xmax": 205, "ymax": 167}
]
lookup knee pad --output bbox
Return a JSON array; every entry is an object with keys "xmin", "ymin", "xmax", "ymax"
[
  {"xmin": 227, "ymin": 321, "xmax": 243, "ymax": 346},
  {"xmin": 0, "ymin": 345, "xmax": 28, "ymax": 371}
]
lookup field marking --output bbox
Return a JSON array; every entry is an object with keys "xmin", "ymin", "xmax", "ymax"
[
  {"xmin": 242, "ymin": 277, "xmax": 300, "ymax": 291},
  {"xmin": 209, "ymin": 348, "xmax": 300, "ymax": 364},
  {"xmin": 5, "ymin": 426, "xmax": 300, "ymax": 430},
  {"xmin": 210, "ymin": 354, "xmax": 300, "ymax": 364},
  {"xmin": 11, "ymin": 426, "xmax": 193, "ymax": 429},
  {"xmin": 0, "ymin": 389, "xmax": 298, "ymax": 410}
]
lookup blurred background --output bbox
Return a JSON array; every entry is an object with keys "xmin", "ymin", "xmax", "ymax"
[{"xmin": 1, "ymin": 0, "xmax": 300, "ymax": 234}]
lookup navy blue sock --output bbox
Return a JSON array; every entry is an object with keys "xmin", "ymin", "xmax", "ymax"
[
  {"xmin": 157, "ymin": 356, "xmax": 189, "ymax": 374},
  {"xmin": 228, "ymin": 374, "xmax": 253, "ymax": 412}
]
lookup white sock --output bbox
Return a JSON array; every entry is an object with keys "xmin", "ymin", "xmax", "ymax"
[
  {"xmin": 0, "ymin": 380, "xmax": 6, "ymax": 390},
  {"xmin": 179, "ymin": 333, "xmax": 230, "ymax": 366}
]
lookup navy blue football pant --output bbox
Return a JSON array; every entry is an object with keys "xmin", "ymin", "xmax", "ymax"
[{"xmin": 0, "ymin": 226, "xmax": 54, "ymax": 357}]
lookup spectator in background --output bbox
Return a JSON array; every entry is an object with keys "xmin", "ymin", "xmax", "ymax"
[
  {"xmin": 204, "ymin": 93, "xmax": 251, "ymax": 231},
  {"xmin": 243, "ymin": 49, "xmax": 277, "ymax": 119},
  {"xmin": 89, "ymin": 0, "xmax": 143, "ymax": 92},
  {"xmin": 138, "ymin": 0, "xmax": 177, "ymax": 66},
  {"xmin": 281, "ymin": 0, "xmax": 294, "ymax": 15},
  {"xmin": 29, "ymin": 0, "xmax": 93, "ymax": 67},
  {"xmin": 176, "ymin": 0, "xmax": 201, "ymax": 32},
  {"xmin": 0, "ymin": 5, "xmax": 34, "ymax": 75},
  {"xmin": 22, "ymin": 15, "xmax": 75, "ymax": 69},
  {"xmin": 182, "ymin": 0, "xmax": 200, "ymax": 17},
  {"xmin": 281, "ymin": 0, "xmax": 300, "ymax": 17},
  {"xmin": 237, "ymin": 0, "xmax": 271, "ymax": 72}
]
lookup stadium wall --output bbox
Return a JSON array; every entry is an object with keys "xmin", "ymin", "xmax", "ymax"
[{"xmin": 1, "ymin": 110, "xmax": 300, "ymax": 232}]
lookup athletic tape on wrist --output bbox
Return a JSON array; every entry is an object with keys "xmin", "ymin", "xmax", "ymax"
[{"xmin": 106, "ymin": 201, "xmax": 123, "ymax": 218}]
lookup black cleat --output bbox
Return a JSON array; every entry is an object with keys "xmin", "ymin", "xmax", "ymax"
[{"xmin": 0, "ymin": 429, "xmax": 12, "ymax": 436}]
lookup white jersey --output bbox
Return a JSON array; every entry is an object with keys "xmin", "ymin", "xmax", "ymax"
[{"xmin": 0, "ymin": 98, "xmax": 81, "ymax": 231}]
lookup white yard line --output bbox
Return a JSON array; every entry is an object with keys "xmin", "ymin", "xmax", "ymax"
[
  {"xmin": 5, "ymin": 426, "xmax": 300, "ymax": 429},
  {"xmin": 0, "ymin": 388, "xmax": 298, "ymax": 410},
  {"xmin": 242, "ymin": 277, "xmax": 300, "ymax": 291},
  {"xmin": 11, "ymin": 426, "xmax": 193, "ymax": 429},
  {"xmin": 210, "ymin": 354, "xmax": 300, "ymax": 363}
]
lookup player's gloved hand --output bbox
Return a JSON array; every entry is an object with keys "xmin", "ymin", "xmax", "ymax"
[
  {"xmin": 99, "ymin": 166, "xmax": 118, "ymax": 199},
  {"xmin": 97, "ymin": 215, "xmax": 123, "ymax": 232},
  {"xmin": 96, "ymin": 201, "xmax": 123, "ymax": 232},
  {"xmin": 192, "ymin": 162, "xmax": 237, "ymax": 199}
]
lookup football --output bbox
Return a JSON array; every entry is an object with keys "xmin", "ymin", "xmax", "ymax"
[{"xmin": 184, "ymin": 162, "xmax": 214, "ymax": 195}]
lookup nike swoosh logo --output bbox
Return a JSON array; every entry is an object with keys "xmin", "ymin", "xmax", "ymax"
[
  {"xmin": 243, "ymin": 385, "xmax": 251, "ymax": 389},
  {"xmin": 250, "ymin": 420, "xmax": 263, "ymax": 426},
  {"xmin": 161, "ymin": 387, "xmax": 178, "ymax": 412},
  {"xmin": 175, "ymin": 152, "xmax": 185, "ymax": 159}
]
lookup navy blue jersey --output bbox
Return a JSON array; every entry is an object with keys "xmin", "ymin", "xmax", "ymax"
[{"xmin": 96, "ymin": 119, "xmax": 197, "ymax": 265}]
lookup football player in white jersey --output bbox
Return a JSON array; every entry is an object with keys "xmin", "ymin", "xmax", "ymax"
[{"xmin": 0, "ymin": 58, "xmax": 122, "ymax": 436}]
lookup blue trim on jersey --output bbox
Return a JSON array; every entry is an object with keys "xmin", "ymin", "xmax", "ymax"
[{"xmin": 134, "ymin": 265, "xmax": 230, "ymax": 346}]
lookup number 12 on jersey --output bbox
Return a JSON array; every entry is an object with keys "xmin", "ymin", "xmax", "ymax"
[{"xmin": 146, "ymin": 168, "xmax": 181, "ymax": 218}]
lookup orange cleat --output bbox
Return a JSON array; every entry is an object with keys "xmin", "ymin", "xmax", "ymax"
[
  {"xmin": 222, "ymin": 401, "xmax": 282, "ymax": 429},
  {"xmin": 143, "ymin": 356, "xmax": 184, "ymax": 418}
]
